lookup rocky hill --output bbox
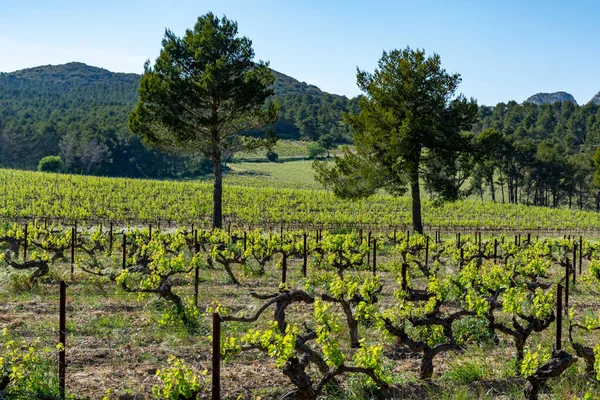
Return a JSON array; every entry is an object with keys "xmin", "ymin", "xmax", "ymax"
[{"xmin": 523, "ymin": 92, "xmax": 578, "ymax": 106}]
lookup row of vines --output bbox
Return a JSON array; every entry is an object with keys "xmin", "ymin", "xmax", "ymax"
[
  {"xmin": 2, "ymin": 222, "xmax": 600, "ymax": 399},
  {"xmin": 3, "ymin": 168, "xmax": 600, "ymax": 230}
]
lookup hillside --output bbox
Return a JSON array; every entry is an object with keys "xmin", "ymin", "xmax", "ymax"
[
  {"xmin": 2, "ymin": 62, "xmax": 600, "ymax": 188},
  {"xmin": 272, "ymin": 70, "xmax": 325, "ymax": 97},
  {"xmin": 0, "ymin": 62, "xmax": 139, "ymax": 101},
  {"xmin": 269, "ymin": 69, "xmax": 359, "ymax": 140},
  {"xmin": 0, "ymin": 62, "xmax": 357, "ymax": 176},
  {"xmin": 591, "ymin": 91, "xmax": 600, "ymax": 105},
  {"xmin": 523, "ymin": 91, "xmax": 577, "ymax": 105}
]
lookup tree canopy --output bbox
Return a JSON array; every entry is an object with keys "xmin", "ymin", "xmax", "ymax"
[
  {"xmin": 316, "ymin": 47, "xmax": 478, "ymax": 233},
  {"xmin": 128, "ymin": 12, "xmax": 277, "ymax": 228}
]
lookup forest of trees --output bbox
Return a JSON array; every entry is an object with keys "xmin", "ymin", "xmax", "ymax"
[
  {"xmin": 2, "ymin": 62, "xmax": 600, "ymax": 211},
  {"xmin": 0, "ymin": 63, "xmax": 357, "ymax": 177},
  {"xmin": 467, "ymin": 100, "xmax": 600, "ymax": 209},
  {"xmin": 272, "ymin": 70, "xmax": 359, "ymax": 142}
]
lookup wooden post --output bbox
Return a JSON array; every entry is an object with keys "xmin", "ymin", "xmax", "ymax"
[
  {"xmin": 109, "ymin": 222, "xmax": 113, "ymax": 255},
  {"xmin": 425, "ymin": 235, "xmax": 429, "ymax": 267},
  {"xmin": 393, "ymin": 228, "xmax": 397, "ymax": 243},
  {"xmin": 59, "ymin": 281, "xmax": 66, "ymax": 400},
  {"xmin": 457, "ymin": 232, "xmax": 461, "ymax": 249},
  {"xmin": 122, "ymin": 233, "xmax": 127, "ymax": 270},
  {"xmin": 212, "ymin": 313, "xmax": 221, "ymax": 400},
  {"xmin": 194, "ymin": 235, "xmax": 200, "ymax": 309},
  {"xmin": 565, "ymin": 259, "xmax": 569, "ymax": 314},
  {"xmin": 372, "ymin": 238, "xmax": 377, "ymax": 276},
  {"xmin": 401, "ymin": 263, "xmax": 407, "ymax": 291},
  {"xmin": 282, "ymin": 255, "xmax": 287, "ymax": 284},
  {"xmin": 70, "ymin": 226, "xmax": 75, "ymax": 279},
  {"xmin": 302, "ymin": 233, "xmax": 307, "ymax": 277},
  {"xmin": 243, "ymin": 231, "xmax": 247, "ymax": 252},
  {"xmin": 494, "ymin": 239, "xmax": 498, "ymax": 261},
  {"xmin": 573, "ymin": 243, "xmax": 577, "ymax": 286},
  {"xmin": 556, "ymin": 283, "xmax": 562, "ymax": 350},
  {"xmin": 148, "ymin": 224, "xmax": 152, "ymax": 241},
  {"xmin": 359, "ymin": 228, "xmax": 363, "ymax": 244},
  {"xmin": 23, "ymin": 224, "xmax": 28, "ymax": 261},
  {"xmin": 367, "ymin": 231, "xmax": 371, "ymax": 266},
  {"xmin": 579, "ymin": 236, "xmax": 583, "ymax": 275}
]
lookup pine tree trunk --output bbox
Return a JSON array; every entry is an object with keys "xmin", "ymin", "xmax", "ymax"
[
  {"xmin": 409, "ymin": 163, "xmax": 423, "ymax": 234},
  {"xmin": 489, "ymin": 172, "xmax": 496, "ymax": 202},
  {"xmin": 213, "ymin": 157, "xmax": 223, "ymax": 229},
  {"xmin": 508, "ymin": 171, "xmax": 514, "ymax": 203}
]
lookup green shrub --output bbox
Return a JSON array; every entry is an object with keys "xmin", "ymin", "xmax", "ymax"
[
  {"xmin": 37, "ymin": 156, "xmax": 64, "ymax": 173},
  {"xmin": 1, "ymin": 329, "xmax": 63, "ymax": 398},
  {"xmin": 266, "ymin": 150, "xmax": 279, "ymax": 162},
  {"xmin": 443, "ymin": 360, "xmax": 487, "ymax": 384},
  {"xmin": 152, "ymin": 356, "xmax": 208, "ymax": 399},
  {"xmin": 9, "ymin": 273, "xmax": 34, "ymax": 292},
  {"xmin": 307, "ymin": 143, "xmax": 326, "ymax": 159}
]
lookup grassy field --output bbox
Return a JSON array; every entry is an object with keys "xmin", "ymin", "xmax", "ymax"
[
  {"xmin": 226, "ymin": 160, "xmax": 320, "ymax": 189},
  {"xmin": 231, "ymin": 140, "xmax": 351, "ymax": 162},
  {"xmin": 233, "ymin": 140, "xmax": 313, "ymax": 161}
]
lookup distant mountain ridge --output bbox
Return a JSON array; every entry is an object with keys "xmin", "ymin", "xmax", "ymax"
[
  {"xmin": 591, "ymin": 91, "xmax": 600, "ymax": 105},
  {"xmin": 1, "ymin": 62, "xmax": 599, "ymax": 179},
  {"xmin": 0, "ymin": 62, "xmax": 357, "ymax": 176},
  {"xmin": 523, "ymin": 92, "xmax": 578, "ymax": 106},
  {"xmin": 2, "ymin": 62, "xmax": 139, "ymax": 87},
  {"xmin": 0, "ymin": 62, "xmax": 345, "ymax": 104}
]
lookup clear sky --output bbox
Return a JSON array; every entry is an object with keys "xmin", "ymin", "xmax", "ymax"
[{"xmin": 1, "ymin": 0, "xmax": 599, "ymax": 105}]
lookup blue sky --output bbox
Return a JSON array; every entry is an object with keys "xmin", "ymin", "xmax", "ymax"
[{"xmin": 1, "ymin": 0, "xmax": 599, "ymax": 105}]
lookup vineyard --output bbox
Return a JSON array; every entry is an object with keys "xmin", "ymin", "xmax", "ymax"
[
  {"xmin": 3, "ymin": 168, "xmax": 600, "ymax": 232},
  {"xmin": 1, "ymin": 219, "xmax": 600, "ymax": 399}
]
